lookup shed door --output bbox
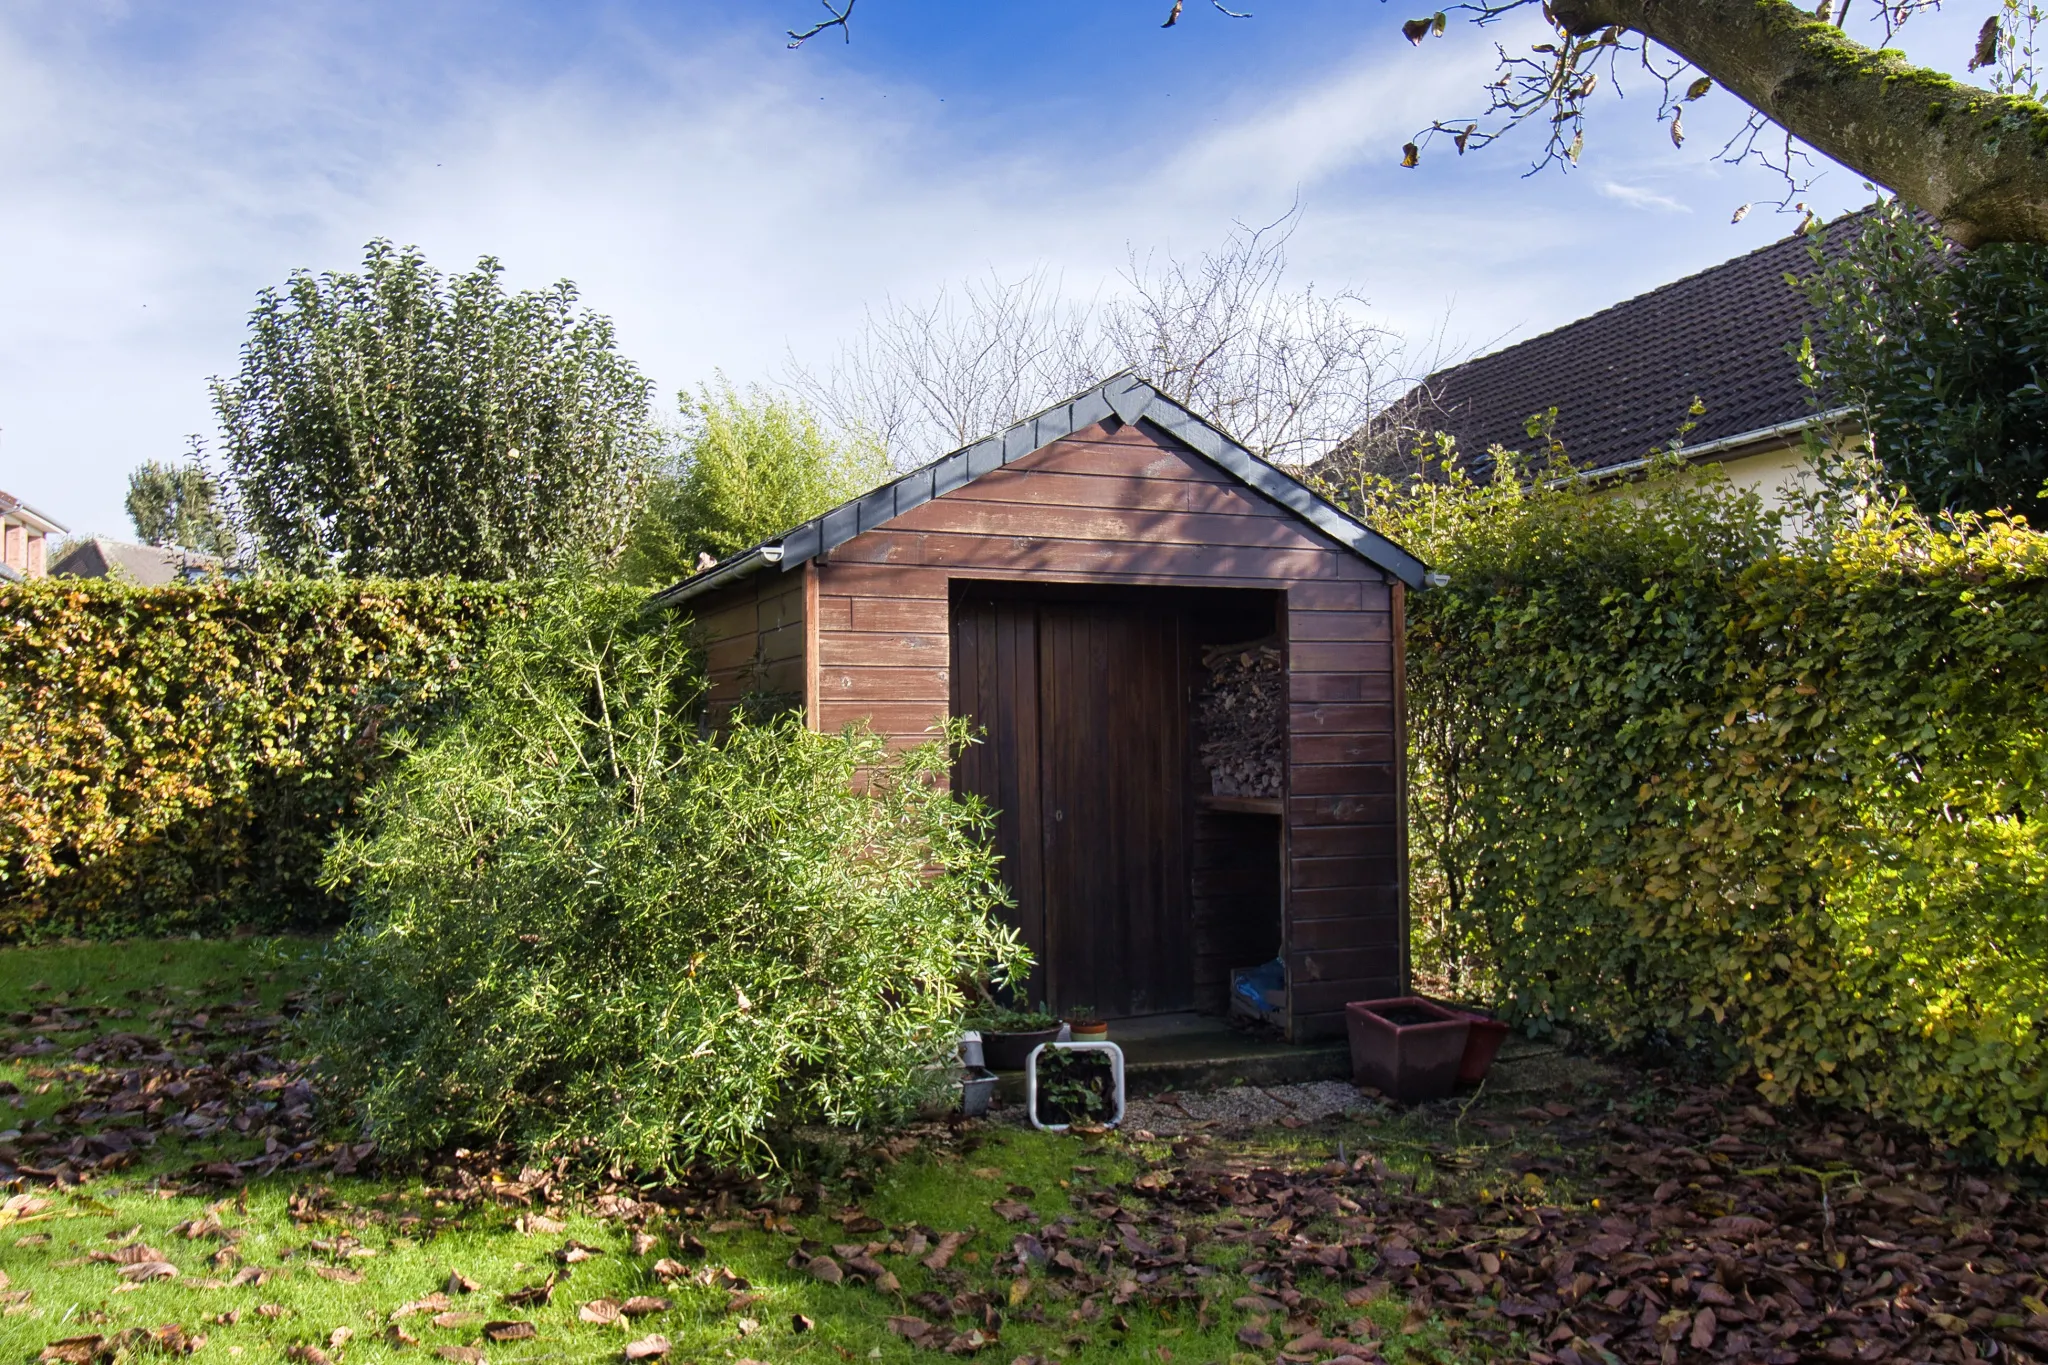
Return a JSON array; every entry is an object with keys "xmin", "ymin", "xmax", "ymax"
[{"xmin": 952, "ymin": 591, "xmax": 1190, "ymax": 1018}]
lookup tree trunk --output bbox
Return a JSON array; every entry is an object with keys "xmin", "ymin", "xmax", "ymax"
[{"xmin": 1551, "ymin": 0, "xmax": 2048, "ymax": 246}]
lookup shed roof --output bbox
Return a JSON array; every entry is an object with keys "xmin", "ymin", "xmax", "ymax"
[
  {"xmin": 1391, "ymin": 212, "xmax": 1870, "ymax": 475},
  {"xmin": 650, "ymin": 373, "xmax": 1429, "ymax": 607}
]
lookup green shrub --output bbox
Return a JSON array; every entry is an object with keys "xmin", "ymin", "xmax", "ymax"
[
  {"xmin": 301, "ymin": 581, "xmax": 1027, "ymax": 1177},
  {"xmin": 1799, "ymin": 199, "xmax": 2048, "ymax": 520},
  {"xmin": 621, "ymin": 382, "xmax": 888, "ymax": 587},
  {"xmin": 0, "ymin": 577, "xmax": 513, "ymax": 939},
  {"xmin": 1336, "ymin": 451, "xmax": 2048, "ymax": 1164}
]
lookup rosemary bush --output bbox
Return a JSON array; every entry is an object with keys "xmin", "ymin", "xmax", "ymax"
[{"xmin": 303, "ymin": 580, "xmax": 1027, "ymax": 1176}]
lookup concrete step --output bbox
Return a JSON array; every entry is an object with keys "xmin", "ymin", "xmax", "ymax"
[{"xmin": 989, "ymin": 1020, "xmax": 1352, "ymax": 1105}]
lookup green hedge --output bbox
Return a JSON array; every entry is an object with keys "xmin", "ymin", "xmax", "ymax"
[
  {"xmin": 1350, "ymin": 455, "xmax": 2048, "ymax": 1164},
  {"xmin": 0, "ymin": 578, "xmax": 515, "ymax": 939}
]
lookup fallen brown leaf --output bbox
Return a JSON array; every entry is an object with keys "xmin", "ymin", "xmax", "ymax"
[
  {"xmin": 887, "ymin": 1316, "xmax": 933, "ymax": 1343},
  {"xmin": 923, "ymin": 1231, "xmax": 972, "ymax": 1272},
  {"xmin": 482, "ymin": 1322, "xmax": 534, "ymax": 1343},
  {"xmin": 621, "ymin": 1336, "xmax": 668, "ymax": 1361},
  {"xmin": 578, "ymin": 1300, "xmax": 623, "ymax": 1327},
  {"xmin": 619, "ymin": 1297, "xmax": 670, "ymax": 1318},
  {"xmin": 500, "ymin": 1277, "xmax": 557, "ymax": 1308}
]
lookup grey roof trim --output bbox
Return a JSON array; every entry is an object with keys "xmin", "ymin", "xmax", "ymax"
[
  {"xmin": 0, "ymin": 561, "xmax": 20, "ymax": 584},
  {"xmin": 645, "ymin": 544, "xmax": 784, "ymax": 610},
  {"xmin": 1561, "ymin": 406, "xmax": 1859, "ymax": 487},
  {"xmin": 0, "ymin": 492, "xmax": 67, "ymax": 535},
  {"xmin": 650, "ymin": 374, "xmax": 1429, "ymax": 607}
]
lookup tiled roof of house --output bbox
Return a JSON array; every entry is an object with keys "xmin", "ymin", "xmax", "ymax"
[
  {"xmin": 1403, "ymin": 212, "xmax": 1870, "ymax": 473},
  {"xmin": 0, "ymin": 488, "xmax": 67, "ymax": 534},
  {"xmin": 50, "ymin": 537, "xmax": 220, "ymax": 586}
]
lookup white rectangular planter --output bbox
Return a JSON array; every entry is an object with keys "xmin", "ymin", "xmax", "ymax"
[{"xmin": 1023, "ymin": 1041, "xmax": 1126, "ymax": 1132}]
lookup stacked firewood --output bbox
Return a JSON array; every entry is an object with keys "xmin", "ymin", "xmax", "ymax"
[{"xmin": 1197, "ymin": 638, "xmax": 1284, "ymax": 797}]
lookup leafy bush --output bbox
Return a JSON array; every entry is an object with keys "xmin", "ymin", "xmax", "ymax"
[
  {"xmin": 302, "ymin": 581, "xmax": 1026, "ymax": 1177},
  {"xmin": 217, "ymin": 239, "xmax": 658, "ymax": 579},
  {"xmin": 621, "ymin": 382, "xmax": 888, "ymax": 586},
  {"xmin": 1800, "ymin": 199, "xmax": 2048, "ymax": 520},
  {"xmin": 0, "ymin": 577, "xmax": 512, "ymax": 939},
  {"xmin": 1340, "ymin": 452, "xmax": 2048, "ymax": 1164}
]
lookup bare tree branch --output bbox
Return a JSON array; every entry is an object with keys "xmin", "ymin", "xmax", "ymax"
[
  {"xmin": 1396, "ymin": 0, "xmax": 2048, "ymax": 244},
  {"xmin": 785, "ymin": 215, "xmax": 1414, "ymax": 468},
  {"xmin": 781, "ymin": 0, "xmax": 2048, "ymax": 245},
  {"xmin": 787, "ymin": 0, "xmax": 857, "ymax": 49}
]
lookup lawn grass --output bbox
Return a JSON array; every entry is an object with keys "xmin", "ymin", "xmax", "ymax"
[{"xmin": 1, "ymin": 940, "xmax": 1479, "ymax": 1365}]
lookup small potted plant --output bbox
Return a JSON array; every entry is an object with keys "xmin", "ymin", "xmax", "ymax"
[
  {"xmin": 1062, "ymin": 1006, "xmax": 1109, "ymax": 1042},
  {"xmin": 966, "ymin": 1003, "xmax": 1064, "ymax": 1071},
  {"xmin": 1029, "ymin": 1046, "xmax": 1120, "ymax": 1129}
]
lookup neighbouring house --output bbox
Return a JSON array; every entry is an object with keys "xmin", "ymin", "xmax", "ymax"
[
  {"xmin": 651, "ymin": 374, "xmax": 1428, "ymax": 1043},
  {"xmin": 50, "ymin": 537, "xmax": 221, "ymax": 585},
  {"xmin": 1348, "ymin": 215, "xmax": 1866, "ymax": 509},
  {"xmin": 0, "ymin": 489, "xmax": 67, "ymax": 582}
]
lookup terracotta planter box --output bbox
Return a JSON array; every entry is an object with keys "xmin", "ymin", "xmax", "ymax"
[
  {"xmin": 1456, "ymin": 1012, "xmax": 1510, "ymax": 1086},
  {"xmin": 1344, "ymin": 997, "xmax": 1471, "ymax": 1102}
]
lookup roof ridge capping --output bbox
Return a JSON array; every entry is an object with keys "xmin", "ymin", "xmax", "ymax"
[{"xmin": 648, "ymin": 375, "xmax": 1431, "ymax": 609}]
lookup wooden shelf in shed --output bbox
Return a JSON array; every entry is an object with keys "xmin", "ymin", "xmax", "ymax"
[{"xmin": 1197, "ymin": 794, "xmax": 1283, "ymax": 816}]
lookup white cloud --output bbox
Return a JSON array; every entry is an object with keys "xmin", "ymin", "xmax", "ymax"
[
  {"xmin": 0, "ymin": 3, "xmax": 1883, "ymax": 536},
  {"xmin": 1597, "ymin": 179, "xmax": 1690, "ymax": 213}
]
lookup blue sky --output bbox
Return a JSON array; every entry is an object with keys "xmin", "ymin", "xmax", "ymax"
[{"xmin": 0, "ymin": 0, "xmax": 1991, "ymax": 536}]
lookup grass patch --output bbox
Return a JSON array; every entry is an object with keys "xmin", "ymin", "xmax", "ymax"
[{"xmin": 2, "ymin": 940, "xmax": 1471, "ymax": 1365}]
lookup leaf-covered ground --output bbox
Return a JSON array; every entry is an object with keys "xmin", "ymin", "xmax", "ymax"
[{"xmin": 2, "ymin": 940, "xmax": 2045, "ymax": 1365}]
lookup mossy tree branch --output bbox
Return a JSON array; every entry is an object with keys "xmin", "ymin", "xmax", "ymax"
[{"xmin": 1547, "ymin": 0, "xmax": 2048, "ymax": 245}]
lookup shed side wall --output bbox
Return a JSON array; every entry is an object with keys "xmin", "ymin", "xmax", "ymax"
[{"xmin": 694, "ymin": 566, "xmax": 808, "ymax": 728}]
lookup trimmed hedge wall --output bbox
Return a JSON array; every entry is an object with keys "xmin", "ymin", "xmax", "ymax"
[
  {"xmin": 0, "ymin": 578, "xmax": 515, "ymax": 939},
  {"xmin": 1359, "ymin": 459, "xmax": 2048, "ymax": 1164}
]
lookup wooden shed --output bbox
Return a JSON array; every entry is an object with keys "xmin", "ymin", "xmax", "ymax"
[{"xmin": 652, "ymin": 375, "xmax": 1428, "ymax": 1042}]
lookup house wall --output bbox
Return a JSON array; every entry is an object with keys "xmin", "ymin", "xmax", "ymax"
[
  {"xmin": 1599, "ymin": 430, "xmax": 1867, "ymax": 522},
  {"xmin": 1709, "ymin": 441, "xmax": 1817, "ymax": 511},
  {"xmin": 812, "ymin": 417, "xmax": 1404, "ymax": 1041},
  {"xmin": 0, "ymin": 513, "xmax": 57, "ymax": 580}
]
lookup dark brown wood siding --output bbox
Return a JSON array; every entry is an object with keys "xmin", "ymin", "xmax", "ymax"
[
  {"xmin": 705, "ymin": 416, "xmax": 1403, "ymax": 1039},
  {"xmin": 691, "ymin": 565, "xmax": 809, "ymax": 729},
  {"xmin": 1284, "ymin": 577, "xmax": 1404, "ymax": 1039}
]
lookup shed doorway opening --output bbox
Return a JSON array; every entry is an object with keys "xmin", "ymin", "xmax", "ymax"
[{"xmin": 950, "ymin": 581, "xmax": 1282, "ymax": 1020}]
